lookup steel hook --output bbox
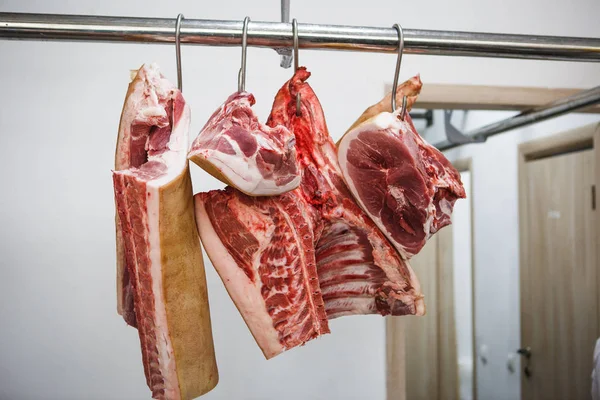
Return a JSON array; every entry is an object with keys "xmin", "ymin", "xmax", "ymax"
[
  {"xmin": 391, "ymin": 23, "xmax": 407, "ymax": 120},
  {"xmin": 292, "ymin": 18, "xmax": 301, "ymax": 116},
  {"xmin": 175, "ymin": 13, "xmax": 184, "ymax": 91},
  {"xmin": 238, "ymin": 16, "xmax": 250, "ymax": 93}
]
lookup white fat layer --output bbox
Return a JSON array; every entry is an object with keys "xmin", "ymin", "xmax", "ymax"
[
  {"xmin": 116, "ymin": 63, "xmax": 170, "ymax": 170},
  {"xmin": 320, "ymin": 280, "xmax": 374, "ymax": 297},
  {"xmin": 438, "ymin": 197, "xmax": 452, "ymax": 217},
  {"xmin": 325, "ymin": 297, "xmax": 375, "ymax": 317},
  {"xmin": 195, "ymin": 198, "xmax": 284, "ymax": 359},
  {"xmin": 147, "ymin": 97, "xmax": 191, "ymax": 190},
  {"xmin": 141, "ymin": 106, "xmax": 167, "ymax": 119},
  {"xmin": 190, "ymin": 148, "xmax": 301, "ymax": 196},
  {"xmin": 116, "ymin": 63, "xmax": 189, "ymax": 189},
  {"xmin": 318, "ymin": 263, "xmax": 374, "ymax": 283},
  {"xmin": 337, "ymin": 112, "xmax": 431, "ymax": 260},
  {"xmin": 146, "ymin": 184, "xmax": 181, "ymax": 400},
  {"xmin": 405, "ymin": 260, "xmax": 423, "ymax": 312},
  {"xmin": 317, "ymin": 248, "xmax": 364, "ymax": 267}
]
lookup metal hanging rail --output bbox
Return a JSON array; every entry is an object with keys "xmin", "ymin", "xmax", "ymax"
[
  {"xmin": 2, "ymin": 12, "xmax": 599, "ymax": 151},
  {"xmin": 434, "ymin": 85, "xmax": 600, "ymax": 151},
  {"xmin": 1, "ymin": 12, "xmax": 600, "ymax": 62}
]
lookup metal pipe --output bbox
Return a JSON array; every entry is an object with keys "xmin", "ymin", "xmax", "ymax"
[
  {"xmin": 1, "ymin": 12, "xmax": 600, "ymax": 61},
  {"xmin": 280, "ymin": 0, "xmax": 290, "ymax": 27},
  {"xmin": 434, "ymin": 85, "xmax": 600, "ymax": 151}
]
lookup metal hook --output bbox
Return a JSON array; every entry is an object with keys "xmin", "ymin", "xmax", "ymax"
[
  {"xmin": 175, "ymin": 13, "xmax": 184, "ymax": 91},
  {"xmin": 391, "ymin": 23, "xmax": 407, "ymax": 120},
  {"xmin": 238, "ymin": 16, "xmax": 250, "ymax": 93},
  {"xmin": 292, "ymin": 18, "xmax": 301, "ymax": 116},
  {"xmin": 400, "ymin": 95, "xmax": 407, "ymax": 120},
  {"xmin": 293, "ymin": 19, "xmax": 299, "ymax": 72}
]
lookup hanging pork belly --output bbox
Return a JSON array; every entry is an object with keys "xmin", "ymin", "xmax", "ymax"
[
  {"xmin": 337, "ymin": 77, "xmax": 466, "ymax": 259},
  {"xmin": 113, "ymin": 64, "xmax": 218, "ymax": 400},
  {"xmin": 194, "ymin": 68, "xmax": 424, "ymax": 359}
]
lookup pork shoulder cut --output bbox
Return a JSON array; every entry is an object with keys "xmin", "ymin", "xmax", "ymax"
[
  {"xmin": 337, "ymin": 78, "xmax": 466, "ymax": 259},
  {"xmin": 194, "ymin": 68, "xmax": 424, "ymax": 359},
  {"xmin": 188, "ymin": 92, "xmax": 301, "ymax": 196},
  {"xmin": 113, "ymin": 63, "xmax": 218, "ymax": 400}
]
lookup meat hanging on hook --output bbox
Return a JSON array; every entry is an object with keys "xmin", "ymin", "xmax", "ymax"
[
  {"xmin": 187, "ymin": 16, "xmax": 302, "ymax": 196},
  {"xmin": 194, "ymin": 67, "xmax": 425, "ymax": 359},
  {"xmin": 337, "ymin": 24, "xmax": 466, "ymax": 260},
  {"xmin": 112, "ymin": 63, "xmax": 218, "ymax": 400}
]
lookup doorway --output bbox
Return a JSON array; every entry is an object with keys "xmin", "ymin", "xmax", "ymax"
[
  {"xmin": 518, "ymin": 123, "xmax": 600, "ymax": 399},
  {"xmin": 386, "ymin": 160, "xmax": 476, "ymax": 400}
]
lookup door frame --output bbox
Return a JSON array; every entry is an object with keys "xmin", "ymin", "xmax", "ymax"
[
  {"xmin": 517, "ymin": 122, "xmax": 600, "ymax": 397},
  {"xmin": 452, "ymin": 158, "xmax": 477, "ymax": 400}
]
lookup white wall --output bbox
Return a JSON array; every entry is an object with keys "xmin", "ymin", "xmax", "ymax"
[{"xmin": 0, "ymin": 0, "xmax": 599, "ymax": 399}]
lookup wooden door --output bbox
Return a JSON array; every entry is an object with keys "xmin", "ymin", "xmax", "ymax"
[
  {"xmin": 521, "ymin": 149, "xmax": 598, "ymax": 399},
  {"xmin": 387, "ymin": 227, "xmax": 458, "ymax": 400}
]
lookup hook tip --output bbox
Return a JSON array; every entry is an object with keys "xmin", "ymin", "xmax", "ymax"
[
  {"xmin": 391, "ymin": 22, "xmax": 404, "ymax": 112},
  {"xmin": 238, "ymin": 17, "xmax": 251, "ymax": 92},
  {"xmin": 296, "ymin": 93, "xmax": 302, "ymax": 116},
  {"xmin": 175, "ymin": 14, "xmax": 184, "ymax": 92}
]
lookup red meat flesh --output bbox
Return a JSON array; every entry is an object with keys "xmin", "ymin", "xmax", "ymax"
[
  {"xmin": 194, "ymin": 68, "xmax": 424, "ymax": 359},
  {"xmin": 338, "ymin": 103, "xmax": 466, "ymax": 259},
  {"xmin": 188, "ymin": 92, "xmax": 300, "ymax": 196}
]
